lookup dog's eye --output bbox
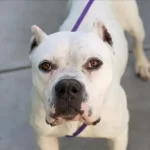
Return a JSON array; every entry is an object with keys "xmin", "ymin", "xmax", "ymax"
[
  {"xmin": 86, "ymin": 58, "xmax": 103, "ymax": 70},
  {"xmin": 39, "ymin": 60, "xmax": 52, "ymax": 72}
]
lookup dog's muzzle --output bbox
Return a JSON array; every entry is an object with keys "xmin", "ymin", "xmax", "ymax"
[
  {"xmin": 53, "ymin": 79, "xmax": 85, "ymax": 120},
  {"xmin": 46, "ymin": 79, "xmax": 100, "ymax": 126}
]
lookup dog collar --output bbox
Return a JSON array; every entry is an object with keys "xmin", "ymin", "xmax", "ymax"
[
  {"xmin": 66, "ymin": 0, "xmax": 94, "ymax": 138},
  {"xmin": 66, "ymin": 123, "xmax": 87, "ymax": 138}
]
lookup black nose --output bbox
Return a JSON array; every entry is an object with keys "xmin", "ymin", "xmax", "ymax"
[
  {"xmin": 55, "ymin": 79, "xmax": 82, "ymax": 97},
  {"xmin": 54, "ymin": 79, "xmax": 84, "ymax": 119}
]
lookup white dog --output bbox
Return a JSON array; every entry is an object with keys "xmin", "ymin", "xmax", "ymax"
[{"xmin": 29, "ymin": 0, "xmax": 150, "ymax": 150}]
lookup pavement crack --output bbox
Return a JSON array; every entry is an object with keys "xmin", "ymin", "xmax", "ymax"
[{"xmin": 0, "ymin": 65, "xmax": 31, "ymax": 74}]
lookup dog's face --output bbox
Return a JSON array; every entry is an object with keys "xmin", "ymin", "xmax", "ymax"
[{"xmin": 29, "ymin": 20, "xmax": 114, "ymax": 126}]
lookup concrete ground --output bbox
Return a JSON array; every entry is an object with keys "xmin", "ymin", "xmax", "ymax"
[{"xmin": 0, "ymin": 1, "xmax": 150, "ymax": 150}]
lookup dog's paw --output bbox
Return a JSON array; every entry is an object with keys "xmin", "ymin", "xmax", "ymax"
[{"xmin": 135, "ymin": 57, "xmax": 150, "ymax": 80}]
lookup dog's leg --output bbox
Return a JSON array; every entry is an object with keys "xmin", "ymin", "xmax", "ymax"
[
  {"xmin": 108, "ymin": 126, "xmax": 128, "ymax": 150},
  {"xmin": 112, "ymin": 0, "xmax": 150, "ymax": 80},
  {"xmin": 37, "ymin": 136, "xmax": 59, "ymax": 150},
  {"xmin": 128, "ymin": 16, "xmax": 150, "ymax": 80}
]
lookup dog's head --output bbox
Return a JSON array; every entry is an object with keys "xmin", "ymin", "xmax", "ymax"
[{"xmin": 29, "ymin": 20, "xmax": 114, "ymax": 126}]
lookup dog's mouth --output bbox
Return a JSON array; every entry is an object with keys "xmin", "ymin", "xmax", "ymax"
[
  {"xmin": 45, "ymin": 107, "xmax": 100, "ymax": 126},
  {"xmin": 46, "ymin": 116, "xmax": 100, "ymax": 127},
  {"xmin": 59, "ymin": 109, "xmax": 84, "ymax": 121}
]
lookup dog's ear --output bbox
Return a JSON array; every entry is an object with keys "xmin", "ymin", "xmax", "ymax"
[
  {"xmin": 92, "ymin": 19, "xmax": 113, "ymax": 46},
  {"xmin": 30, "ymin": 25, "xmax": 48, "ymax": 52}
]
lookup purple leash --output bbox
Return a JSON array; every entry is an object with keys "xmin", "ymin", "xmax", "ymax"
[
  {"xmin": 71, "ymin": 0, "xmax": 94, "ymax": 32},
  {"xmin": 66, "ymin": 0, "xmax": 94, "ymax": 138},
  {"xmin": 66, "ymin": 123, "xmax": 87, "ymax": 138}
]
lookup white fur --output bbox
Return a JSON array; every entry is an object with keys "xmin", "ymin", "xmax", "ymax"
[{"xmin": 29, "ymin": 0, "xmax": 150, "ymax": 150}]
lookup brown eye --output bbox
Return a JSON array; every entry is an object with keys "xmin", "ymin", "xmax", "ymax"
[
  {"xmin": 86, "ymin": 58, "xmax": 103, "ymax": 70},
  {"xmin": 39, "ymin": 60, "xmax": 52, "ymax": 72}
]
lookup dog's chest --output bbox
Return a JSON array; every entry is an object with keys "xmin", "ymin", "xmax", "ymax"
[{"xmin": 65, "ymin": 121, "xmax": 122, "ymax": 138}]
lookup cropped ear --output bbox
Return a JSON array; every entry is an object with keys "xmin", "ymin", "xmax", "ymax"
[
  {"xmin": 30, "ymin": 25, "xmax": 48, "ymax": 52},
  {"xmin": 92, "ymin": 19, "xmax": 113, "ymax": 46}
]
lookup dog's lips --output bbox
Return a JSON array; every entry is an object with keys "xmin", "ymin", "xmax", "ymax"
[
  {"xmin": 46, "ymin": 103, "xmax": 99, "ymax": 126},
  {"xmin": 62, "ymin": 114, "xmax": 81, "ymax": 121},
  {"xmin": 46, "ymin": 114, "xmax": 82, "ymax": 126},
  {"xmin": 46, "ymin": 113, "xmax": 100, "ymax": 126}
]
